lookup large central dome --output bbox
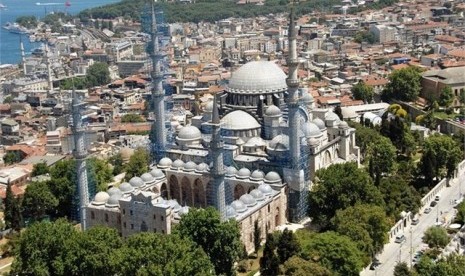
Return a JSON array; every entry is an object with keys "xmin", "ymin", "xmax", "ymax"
[{"xmin": 227, "ymin": 61, "xmax": 287, "ymax": 94}]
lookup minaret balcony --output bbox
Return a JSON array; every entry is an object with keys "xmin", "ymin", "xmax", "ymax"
[
  {"xmin": 286, "ymin": 78, "xmax": 300, "ymax": 87},
  {"xmin": 287, "ymin": 58, "xmax": 300, "ymax": 66}
]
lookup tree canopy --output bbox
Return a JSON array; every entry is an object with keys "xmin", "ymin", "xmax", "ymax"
[
  {"xmin": 121, "ymin": 114, "xmax": 145, "ymax": 123},
  {"xmin": 422, "ymin": 226, "xmax": 450, "ymax": 249},
  {"xmin": 4, "ymin": 183, "xmax": 22, "ymax": 231},
  {"xmin": 308, "ymin": 162, "xmax": 384, "ymax": 226},
  {"xmin": 175, "ymin": 207, "xmax": 242, "ymax": 276},
  {"xmin": 367, "ymin": 136, "xmax": 396, "ymax": 184},
  {"xmin": 282, "ymin": 256, "xmax": 332, "ymax": 276},
  {"xmin": 379, "ymin": 175, "xmax": 421, "ymax": 219},
  {"xmin": 32, "ymin": 162, "xmax": 49, "ymax": 176},
  {"xmin": 382, "ymin": 66, "xmax": 422, "ymax": 102},
  {"xmin": 439, "ymin": 86, "xmax": 454, "ymax": 108},
  {"xmin": 125, "ymin": 148, "xmax": 150, "ymax": 180},
  {"xmin": 22, "ymin": 181, "xmax": 59, "ymax": 221},
  {"xmin": 86, "ymin": 62, "xmax": 111, "ymax": 87},
  {"xmin": 351, "ymin": 81, "xmax": 374, "ymax": 103}
]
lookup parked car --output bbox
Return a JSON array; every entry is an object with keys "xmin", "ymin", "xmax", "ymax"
[
  {"xmin": 395, "ymin": 234, "xmax": 406, "ymax": 243},
  {"xmin": 430, "ymin": 201, "xmax": 438, "ymax": 207},
  {"xmin": 435, "ymin": 195, "xmax": 441, "ymax": 201},
  {"xmin": 412, "ymin": 217, "xmax": 420, "ymax": 225},
  {"xmin": 369, "ymin": 258, "xmax": 381, "ymax": 270},
  {"xmin": 424, "ymin": 207, "xmax": 432, "ymax": 214},
  {"xmin": 412, "ymin": 251, "xmax": 423, "ymax": 265}
]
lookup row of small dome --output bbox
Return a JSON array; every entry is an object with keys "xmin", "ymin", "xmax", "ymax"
[
  {"xmin": 158, "ymin": 158, "xmax": 210, "ymax": 172},
  {"xmin": 226, "ymin": 184, "xmax": 274, "ymax": 218}
]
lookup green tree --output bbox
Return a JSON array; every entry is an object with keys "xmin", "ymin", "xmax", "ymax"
[
  {"xmin": 394, "ymin": 262, "xmax": 412, "ymax": 276},
  {"xmin": 121, "ymin": 113, "xmax": 145, "ymax": 123},
  {"xmin": 48, "ymin": 160, "xmax": 77, "ymax": 218},
  {"xmin": 351, "ymin": 81, "xmax": 374, "ymax": 103},
  {"xmin": 351, "ymin": 122, "xmax": 382, "ymax": 159},
  {"xmin": 3, "ymin": 95, "xmax": 13, "ymax": 104},
  {"xmin": 86, "ymin": 62, "xmax": 110, "ymax": 87},
  {"xmin": 260, "ymin": 233, "xmax": 280, "ymax": 276},
  {"xmin": 433, "ymin": 254, "xmax": 465, "ymax": 276},
  {"xmin": 125, "ymin": 148, "xmax": 150, "ymax": 180},
  {"xmin": 112, "ymin": 232, "xmax": 214, "ymax": 276},
  {"xmin": 308, "ymin": 162, "xmax": 384, "ymax": 227},
  {"xmin": 88, "ymin": 158, "xmax": 113, "ymax": 192},
  {"xmin": 423, "ymin": 226, "xmax": 450, "ymax": 249},
  {"xmin": 456, "ymin": 201, "xmax": 465, "ymax": 224},
  {"xmin": 283, "ymin": 256, "xmax": 332, "ymax": 276},
  {"xmin": 277, "ymin": 228, "xmax": 300, "ymax": 264},
  {"xmin": 367, "ymin": 136, "xmax": 396, "ymax": 184},
  {"xmin": 3, "ymin": 151, "xmax": 22, "ymax": 165},
  {"xmin": 175, "ymin": 207, "xmax": 242, "ymax": 276},
  {"xmin": 299, "ymin": 231, "xmax": 365, "ymax": 276},
  {"xmin": 414, "ymin": 255, "xmax": 435, "ymax": 276},
  {"xmin": 109, "ymin": 153, "xmax": 124, "ymax": 176},
  {"xmin": 4, "ymin": 183, "xmax": 22, "ymax": 231},
  {"xmin": 382, "ymin": 66, "xmax": 422, "ymax": 102},
  {"xmin": 253, "ymin": 220, "xmax": 261, "ymax": 254},
  {"xmin": 331, "ymin": 204, "xmax": 390, "ymax": 257},
  {"xmin": 60, "ymin": 77, "xmax": 88, "ymax": 90},
  {"xmin": 439, "ymin": 86, "xmax": 454, "ymax": 108},
  {"xmin": 32, "ymin": 162, "xmax": 49, "ymax": 176},
  {"xmin": 22, "ymin": 181, "xmax": 58, "ymax": 221},
  {"xmin": 15, "ymin": 15, "xmax": 38, "ymax": 28},
  {"xmin": 379, "ymin": 175, "xmax": 421, "ymax": 219}
]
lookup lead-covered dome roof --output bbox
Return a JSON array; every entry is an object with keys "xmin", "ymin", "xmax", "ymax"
[
  {"xmin": 177, "ymin": 125, "xmax": 201, "ymax": 141},
  {"xmin": 222, "ymin": 110, "xmax": 260, "ymax": 130},
  {"xmin": 227, "ymin": 61, "xmax": 287, "ymax": 94}
]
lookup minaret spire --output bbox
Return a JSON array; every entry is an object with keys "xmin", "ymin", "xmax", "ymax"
[
  {"xmin": 149, "ymin": 0, "xmax": 167, "ymax": 162},
  {"xmin": 210, "ymin": 94, "xmax": 226, "ymax": 220},
  {"xmin": 45, "ymin": 43, "xmax": 53, "ymax": 95},
  {"xmin": 20, "ymin": 36, "xmax": 26, "ymax": 75}
]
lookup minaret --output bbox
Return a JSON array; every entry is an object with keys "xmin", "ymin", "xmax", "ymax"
[
  {"xmin": 72, "ymin": 88, "xmax": 90, "ymax": 230},
  {"xmin": 20, "ymin": 37, "xmax": 26, "ymax": 75},
  {"xmin": 149, "ymin": 0, "xmax": 167, "ymax": 162},
  {"xmin": 284, "ymin": 5, "xmax": 307, "ymax": 222},
  {"xmin": 45, "ymin": 43, "xmax": 53, "ymax": 95},
  {"xmin": 210, "ymin": 95, "xmax": 226, "ymax": 220}
]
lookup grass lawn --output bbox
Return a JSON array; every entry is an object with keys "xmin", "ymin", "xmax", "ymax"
[{"xmin": 433, "ymin": 111, "xmax": 458, "ymax": 120}]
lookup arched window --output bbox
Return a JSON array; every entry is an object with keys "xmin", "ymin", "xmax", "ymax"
[
  {"xmin": 160, "ymin": 183, "xmax": 168, "ymax": 199},
  {"xmin": 140, "ymin": 221, "xmax": 148, "ymax": 232},
  {"xmin": 181, "ymin": 176, "xmax": 192, "ymax": 206},
  {"xmin": 234, "ymin": 184, "xmax": 245, "ymax": 200},
  {"xmin": 193, "ymin": 178, "xmax": 206, "ymax": 207},
  {"xmin": 169, "ymin": 175, "xmax": 180, "ymax": 202}
]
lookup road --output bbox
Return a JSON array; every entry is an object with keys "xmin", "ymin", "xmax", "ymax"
[{"xmin": 361, "ymin": 171, "xmax": 465, "ymax": 276}]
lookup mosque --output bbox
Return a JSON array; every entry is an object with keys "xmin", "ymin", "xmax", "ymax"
[{"xmin": 86, "ymin": 8, "xmax": 360, "ymax": 253}]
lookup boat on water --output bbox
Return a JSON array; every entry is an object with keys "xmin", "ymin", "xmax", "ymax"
[
  {"xmin": 2, "ymin": 22, "xmax": 29, "ymax": 34},
  {"xmin": 0, "ymin": 3, "xmax": 7, "ymax": 9}
]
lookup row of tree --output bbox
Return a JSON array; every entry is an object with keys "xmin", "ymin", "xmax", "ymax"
[
  {"xmin": 60, "ymin": 62, "xmax": 111, "ymax": 90},
  {"xmin": 395, "ymin": 254, "xmax": 465, "ymax": 276}
]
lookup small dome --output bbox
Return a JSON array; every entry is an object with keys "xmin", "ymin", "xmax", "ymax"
[
  {"xmin": 119, "ymin": 182, "xmax": 134, "ymax": 194},
  {"xmin": 183, "ymin": 161, "xmax": 196, "ymax": 172},
  {"xmin": 105, "ymin": 193, "xmax": 122, "ymax": 208},
  {"xmin": 222, "ymin": 110, "xmax": 260, "ymax": 131},
  {"xmin": 313, "ymin": 118, "xmax": 326, "ymax": 130},
  {"xmin": 265, "ymin": 171, "xmax": 281, "ymax": 183},
  {"xmin": 226, "ymin": 205, "xmax": 236, "ymax": 218},
  {"xmin": 301, "ymin": 91, "xmax": 314, "ymax": 103},
  {"xmin": 150, "ymin": 169, "xmax": 165, "ymax": 179},
  {"xmin": 325, "ymin": 111, "xmax": 341, "ymax": 125},
  {"xmin": 258, "ymin": 184, "xmax": 273, "ymax": 195},
  {"xmin": 303, "ymin": 122, "xmax": 322, "ymax": 138},
  {"xmin": 107, "ymin": 187, "xmax": 122, "ymax": 197},
  {"xmin": 195, "ymin": 162, "xmax": 209, "ymax": 172},
  {"xmin": 244, "ymin": 137, "xmax": 266, "ymax": 148},
  {"xmin": 93, "ymin": 191, "xmax": 110, "ymax": 205},
  {"xmin": 172, "ymin": 159, "xmax": 184, "ymax": 169},
  {"xmin": 240, "ymin": 194, "xmax": 257, "ymax": 207},
  {"xmin": 265, "ymin": 105, "xmax": 282, "ymax": 116},
  {"xmin": 129, "ymin": 176, "xmax": 144, "ymax": 188},
  {"xmin": 236, "ymin": 168, "xmax": 251, "ymax": 179},
  {"xmin": 141, "ymin": 173, "xmax": 154, "ymax": 183},
  {"xmin": 226, "ymin": 166, "xmax": 238, "ymax": 177},
  {"xmin": 339, "ymin": 121, "xmax": 349, "ymax": 129},
  {"xmin": 250, "ymin": 189, "xmax": 265, "ymax": 201},
  {"xmin": 250, "ymin": 170, "xmax": 265, "ymax": 181},
  {"xmin": 177, "ymin": 125, "xmax": 201, "ymax": 141},
  {"xmin": 267, "ymin": 134, "xmax": 289, "ymax": 152},
  {"xmin": 158, "ymin": 157, "xmax": 172, "ymax": 168},
  {"xmin": 204, "ymin": 100, "xmax": 214, "ymax": 112},
  {"xmin": 231, "ymin": 200, "xmax": 247, "ymax": 213}
]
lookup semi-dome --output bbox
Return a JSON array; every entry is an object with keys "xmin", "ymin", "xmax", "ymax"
[
  {"xmin": 226, "ymin": 166, "xmax": 238, "ymax": 177},
  {"xmin": 237, "ymin": 168, "xmax": 251, "ymax": 179},
  {"xmin": 183, "ymin": 161, "xmax": 196, "ymax": 172},
  {"xmin": 150, "ymin": 169, "xmax": 165, "ymax": 179},
  {"xmin": 119, "ymin": 182, "xmax": 134, "ymax": 194},
  {"xmin": 265, "ymin": 105, "xmax": 282, "ymax": 116},
  {"xmin": 325, "ymin": 111, "xmax": 341, "ymax": 125},
  {"xmin": 222, "ymin": 110, "xmax": 260, "ymax": 130},
  {"xmin": 106, "ymin": 193, "xmax": 122, "ymax": 208},
  {"xmin": 250, "ymin": 189, "xmax": 265, "ymax": 201},
  {"xmin": 227, "ymin": 61, "xmax": 287, "ymax": 94},
  {"xmin": 244, "ymin": 137, "xmax": 266, "ymax": 148},
  {"xmin": 267, "ymin": 134, "xmax": 289, "ymax": 152},
  {"xmin": 141, "ymin": 173, "xmax": 154, "ymax": 183},
  {"xmin": 226, "ymin": 205, "xmax": 236, "ymax": 218},
  {"xmin": 195, "ymin": 162, "xmax": 208, "ymax": 172},
  {"xmin": 265, "ymin": 171, "xmax": 281, "ymax": 183},
  {"xmin": 258, "ymin": 184, "xmax": 273, "ymax": 195},
  {"xmin": 308, "ymin": 137, "xmax": 320, "ymax": 146},
  {"xmin": 250, "ymin": 170, "xmax": 265, "ymax": 181},
  {"xmin": 172, "ymin": 159, "xmax": 184, "ymax": 169},
  {"xmin": 129, "ymin": 176, "xmax": 144, "ymax": 188},
  {"xmin": 302, "ymin": 122, "xmax": 322, "ymax": 138},
  {"xmin": 339, "ymin": 121, "xmax": 349, "ymax": 129},
  {"xmin": 177, "ymin": 125, "xmax": 201, "ymax": 141},
  {"xmin": 231, "ymin": 200, "xmax": 247, "ymax": 213},
  {"xmin": 313, "ymin": 118, "xmax": 326, "ymax": 130},
  {"xmin": 158, "ymin": 157, "xmax": 172, "ymax": 168},
  {"xmin": 93, "ymin": 191, "xmax": 110, "ymax": 205},
  {"xmin": 240, "ymin": 194, "xmax": 257, "ymax": 207},
  {"xmin": 107, "ymin": 187, "xmax": 122, "ymax": 197}
]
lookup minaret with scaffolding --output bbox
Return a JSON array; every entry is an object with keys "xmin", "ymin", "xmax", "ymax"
[
  {"xmin": 72, "ymin": 88, "xmax": 90, "ymax": 230},
  {"xmin": 148, "ymin": 0, "xmax": 167, "ymax": 162},
  {"xmin": 284, "ymin": 4, "xmax": 307, "ymax": 222},
  {"xmin": 20, "ymin": 37, "xmax": 26, "ymax": 75},
  {"xmin": 45, "ymin": 43, "xmax": 53, "ymax": 95},
  {"xmin": 210, "ymin": 96, "xmax": 227, "ymax": 220}
]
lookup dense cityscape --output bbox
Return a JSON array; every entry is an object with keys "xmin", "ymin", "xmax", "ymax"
[{"xmin": 0, "ymin": 0, "xmax": 465, "ymax": 275}]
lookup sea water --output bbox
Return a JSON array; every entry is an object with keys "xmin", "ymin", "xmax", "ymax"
[{"xmin": 0, "ymin": 0, "xmax": 119, "ymax": 65}]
